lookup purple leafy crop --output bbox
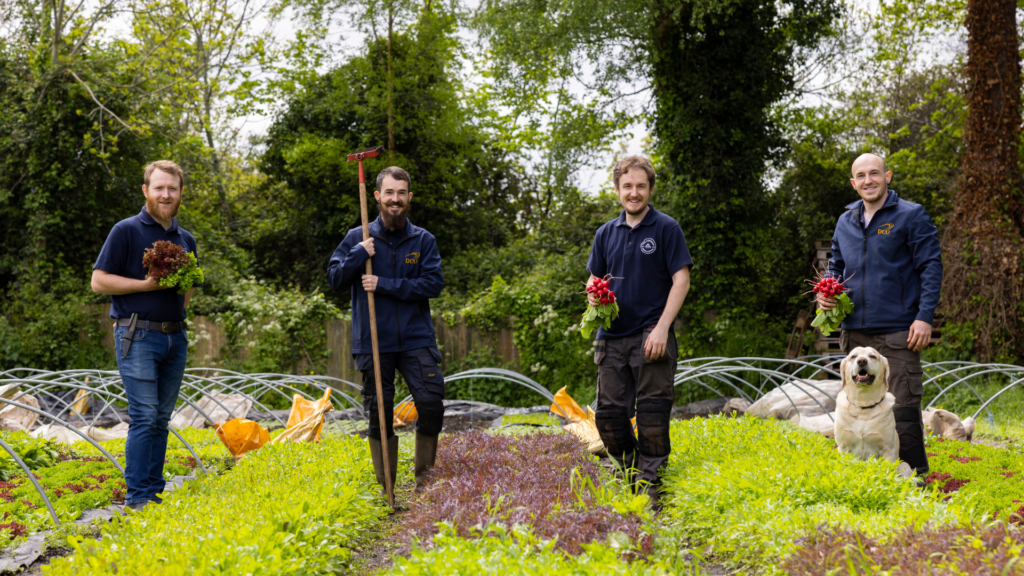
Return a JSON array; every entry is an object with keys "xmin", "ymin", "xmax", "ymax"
[
  {"xmin": 400, "ymin": 431, "xmax": 650, "ymax": 556},
  {"xmin": 143, "ymin": 240, "xmax": 191, "ymax": 280},
  {"xmin": 783, "ymin": 525, "xmax": 1024, "ymax": 575}
]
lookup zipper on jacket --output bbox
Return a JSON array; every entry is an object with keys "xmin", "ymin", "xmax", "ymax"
[
  {"xmin": 392, "ymin": 245, "xmax": 403, "ymax": 350},
  {"xmin": 861, "ymin": 207, "xmax": 867, "ymax": 330}
]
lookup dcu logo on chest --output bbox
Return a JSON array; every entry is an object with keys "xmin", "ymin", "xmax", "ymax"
[
  {"xmin": 640, "ymin": 238, "xmax": 657, "ymax": 255},
  {"xmin": 405, "ymin": 252, "xmax": 420, "ymax": 264},
  {"xmin": 877, "ymin": 223, "xmax": 894, "ymax": 235}
]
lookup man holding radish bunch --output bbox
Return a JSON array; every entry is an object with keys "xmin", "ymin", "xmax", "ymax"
[
  {"xmin": 818, "ymin": 153, "xmax": 942, "ymax": 482},
  {"xmin": 586, "ymin": 156, "xmax": 692, "ymax": 509}
]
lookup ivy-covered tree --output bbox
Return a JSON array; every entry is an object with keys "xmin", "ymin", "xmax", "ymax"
[
  {"xmin": 939, "ymin": 0, "xmax": 1023, "ymax": 361},
  {"xmin": 474, "ymin": 0, "xmax": 841, "ymax": 331}
]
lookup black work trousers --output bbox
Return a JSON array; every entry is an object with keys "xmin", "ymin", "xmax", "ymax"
[
  {"xmin": 356, "ymin": 346, "xmax": 446, "ymax": 439},
  {"xmin": 594, "ymin": 327, "xmax": 677, "ymax": 489},
  {"xmin": 841, "ymin": 329, "xmax": 929, "ymax": 476}
]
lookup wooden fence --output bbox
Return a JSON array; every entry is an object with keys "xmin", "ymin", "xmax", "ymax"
[{"xmin": 89, "ymin": 304, "xmax": 519, "ymax": 383}]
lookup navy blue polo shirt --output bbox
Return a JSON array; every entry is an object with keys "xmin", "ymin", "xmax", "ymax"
[
  {"xmin": 93, "ymin": 207, "xmax": 200, "ymax": 321},
  {"xmin": 587, "ymin": 205, "xmax": 693, "ymax": 339}
]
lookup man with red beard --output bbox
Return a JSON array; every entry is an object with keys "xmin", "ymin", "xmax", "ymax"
[
  {"xmin": 327, "ymin": 167, "xmax": 445, "ymax": 495},
  {"xmin": 91, "ymin": 161, "xmax": 200, "ymax": 511}
]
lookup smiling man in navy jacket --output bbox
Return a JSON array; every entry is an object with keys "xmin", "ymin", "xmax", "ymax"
[
  {"xmin": 818, "ymin": 153, "xmax": 942, "ymax": 481},
  {"xmin": 327, "ymin": 166, "xmax": 445, "ymax": 494}
]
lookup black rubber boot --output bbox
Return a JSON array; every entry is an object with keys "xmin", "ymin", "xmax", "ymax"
[
  {"xmin": 368, "ymin": 436, "xmax": 399, "ymax": 495},
  {"xmin": 894, "ymin": 406, "xmax": 929, "ymax": 478},
  {"xmin": 413, "ymin": 432, "xmax": 439, "ymax": 493}
]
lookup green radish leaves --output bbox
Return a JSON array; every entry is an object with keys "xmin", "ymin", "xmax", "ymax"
[{"xmin": 812, "ymin": 292, "xmax": 853, "ymax": 336}]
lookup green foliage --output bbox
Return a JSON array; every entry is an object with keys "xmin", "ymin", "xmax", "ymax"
[
  {"xmin": 501, "ymin": 413, "xmax": 561, "ymax": 426},
  {"xmin": 256, "ymin": 4, "xmax": 524, "ymax": 294},
  {"xmin": 45, "ymin": 434, "xmax": 385, "ymax": 575},
  {"xmin": 459, "ymin": 249, "xmax": 597, "ymax": 406},
  {"xmin": 0, "ymin": 279, "xmax": 112, "ymax": 371},
  {"xmin": 812, "ymin": 293, "xmax": 853, "ymax": 337},
  {"xmin": 580, "ymin": 302, "xmax": 619, "ymax": 339},
  {"xmin": 387, "ymin": 523, "xmax": 701, "ymax": 575},
  {"xmin": 210, "ymin": 277, "xmax": 341, "ymax": 373},
  {"xmin": 659, "ymin": 416, "xmax": 962, "ymax": 568}
]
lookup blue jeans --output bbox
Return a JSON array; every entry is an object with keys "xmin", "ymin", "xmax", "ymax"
[{"xmin": 114, "ymin": 326, "xmax": 188, "ymax": 505}]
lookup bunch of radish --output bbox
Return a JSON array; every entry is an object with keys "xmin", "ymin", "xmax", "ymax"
[
  {"xmin": 580, "ymin": 275, "xmax": 620, "ymax": 338},
  {"xmin": 805, "ymin": 270, "xmax": 854, "ymax": 337},
  {"xmin": 587, "ymin": 277, "xmax": 616, "ymax": 305}
]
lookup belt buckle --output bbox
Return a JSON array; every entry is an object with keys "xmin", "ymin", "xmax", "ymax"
[{"xmin": 161, "ymin": 322, "xmax": 176, "ymax": 333}]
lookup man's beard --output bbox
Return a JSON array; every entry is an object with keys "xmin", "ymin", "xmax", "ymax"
[
  {"xmin": 380, "ymin": 201, "xmax": 410, "ymax": 230},
  {"xmin": 146, "ymin": 197, "xmax": 181, "ymax": 221},
  {"xmin": 622, "ymin": 198, "xmax": 648, "ymax": 216}
]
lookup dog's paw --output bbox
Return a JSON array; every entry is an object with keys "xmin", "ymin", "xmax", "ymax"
[{"xmin": 896, "ymin": 462, "xmax": 913, "ymax": 479}]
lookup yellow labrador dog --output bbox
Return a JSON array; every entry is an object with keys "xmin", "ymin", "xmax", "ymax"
[{"xmin": 834, "ymin": 347, "xmax": 909, "ymax": 476}]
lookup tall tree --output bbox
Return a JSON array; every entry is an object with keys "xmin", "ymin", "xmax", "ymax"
[
  {"xmin": 939, "ymin": 0, "xmax": 1023, "ymax": 360},
  {"xmin": 254, "ymin": 5, "xmax": 525, "ymax": 292},
  {"xmin": 475, "ymin": 0, "xmax": 841, "ymax": 325}
]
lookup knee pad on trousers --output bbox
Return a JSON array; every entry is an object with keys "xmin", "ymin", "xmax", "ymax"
[
  {"xmin": 595, "ymin": 407, "xmax": 636, "ymax": 457},
  {"xmin": 893, "ymin": 406, "xmax": 928, "ymax": 473},
  {"xmin": 366, "ymin": 398, "xmax": 395, "ymax": 440},
  {"xmin": 416, "ymin": 401, "xmax": 445, "ymax": 436},
  {"xmin": 635, "ymin": 399, "xmax": 672, "ymax": 457}
]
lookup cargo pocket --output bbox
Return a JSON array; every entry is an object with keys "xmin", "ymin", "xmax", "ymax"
[
  {"xmin": 906, "ymin": 364, "xmax": 924, "ymax": 398},
  {"xmin": 354, "ymin": 354, "xmax": 374, "ymax": 372},
  {"xmin": 640, "ymin": 326, "xmax": 670, "ymax": 363},
  {"xmin": 416, "ymin": 348, "xmax": 445, "ymax": 397},
  {"xmin": 594, "ymin": 340, "xmax": 606, "ymax": 365}
]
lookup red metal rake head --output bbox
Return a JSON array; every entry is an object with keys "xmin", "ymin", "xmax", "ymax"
[{"xmin": 347, "ymin": 146, "xmax": 384, "ymax": 183}]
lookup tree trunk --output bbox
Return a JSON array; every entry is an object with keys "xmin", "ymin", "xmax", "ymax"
[{"xmin": 939, "ymin": 0, "xmax": 1023, "ymax": 360}]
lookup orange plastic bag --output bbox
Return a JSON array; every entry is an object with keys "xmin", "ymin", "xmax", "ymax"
[
  {"xmin": 549, "ymin": 386, "xmax": 588, "ymax": 422},
  {"xmin": 215, "ymin": 418, "xmax": 270, "ymax": 461},
  {"xmin": 394, "ymin": 401, "xmax": 418, "ymax": 428},
  {"xmin": 273, "ymin": 388, "xmax": 333, "ymax": 444}
]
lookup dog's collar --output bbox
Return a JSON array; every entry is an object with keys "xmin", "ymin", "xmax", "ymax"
[{"xmin": 858, "ymin": 398, "xmax": 885, "ymax": 410}]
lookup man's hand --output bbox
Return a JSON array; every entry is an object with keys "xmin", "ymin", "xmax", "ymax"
[
  {"xmin": 817, "ymin": 293, "xmax": 837, "ymax": 310},
  {"xmin": 587, "ymin": 276, "xmax": 598, "ymax": 306},
  {"xmin": 362, "ymin": 274, "xmax": 378, "ymax": 292},
  {"xmin": 359, "ymin": 238, "xmax": 375, "ymax": 257},
  {"xmin": 908, "ymin": 320, "xmax": 932, "ymax": 352},
  {"xmin": 644, "ymin": 325, "xmax": 669, "ymax": 360},
  {"xmin": 92, "ymin": 269, "xmax": 166, "ymax": 295}
]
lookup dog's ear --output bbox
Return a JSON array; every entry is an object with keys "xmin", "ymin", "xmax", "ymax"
[
  {"xmin": 880, "ymin": 354, "xmax": 890, "ymax": 392},
  {"xmin": 840, "ymin": 356, "xmax": 849, "ymax": 389}
]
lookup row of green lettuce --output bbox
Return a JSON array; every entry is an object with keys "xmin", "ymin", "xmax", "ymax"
[{"xmin": 43, "ymin": 433, "xmax": 384, "ymax": 575}]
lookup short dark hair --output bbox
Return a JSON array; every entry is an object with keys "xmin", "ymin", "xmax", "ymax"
[
  {"xmin": 144, "ymin": 160, "xmax": 185, "ymax": 189},
  {"xmin": 612, "ymin": 156, "xmax": 656, "ymax": 190},
  {"xmin": 376, "ymin": 166, "xmax": 411, "ymax": 191}
]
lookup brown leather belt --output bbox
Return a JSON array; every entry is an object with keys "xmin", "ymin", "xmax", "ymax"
[{"xmin": 115, "ymin": 318, "xmax": 185, "ymax": 333}]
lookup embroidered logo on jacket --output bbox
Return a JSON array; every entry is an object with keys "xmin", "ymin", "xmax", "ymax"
[
  {"xmin": 640, "ymin": 238, "xmax": 657, "ymax": 254},
  {"xmin": 405, "ymin": 252, "xmax": 420, "ymax": 264},
  {"xmin": 877, "ymin": 223, "xmax": 894, "ymax": 235}
]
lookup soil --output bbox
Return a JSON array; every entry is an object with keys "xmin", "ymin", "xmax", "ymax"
[
  {"xmin": 17, "ymin": 546, "xmax": 75, "ymax": 576},
  {"xmin": 349, "ymin": 474, "xmax": 417, "ymax": 575}
]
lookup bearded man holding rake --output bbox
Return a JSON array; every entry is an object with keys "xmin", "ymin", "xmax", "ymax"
[{"xmin": 327, "ymin": 166, "xmax": 446, "ymax": 495}]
